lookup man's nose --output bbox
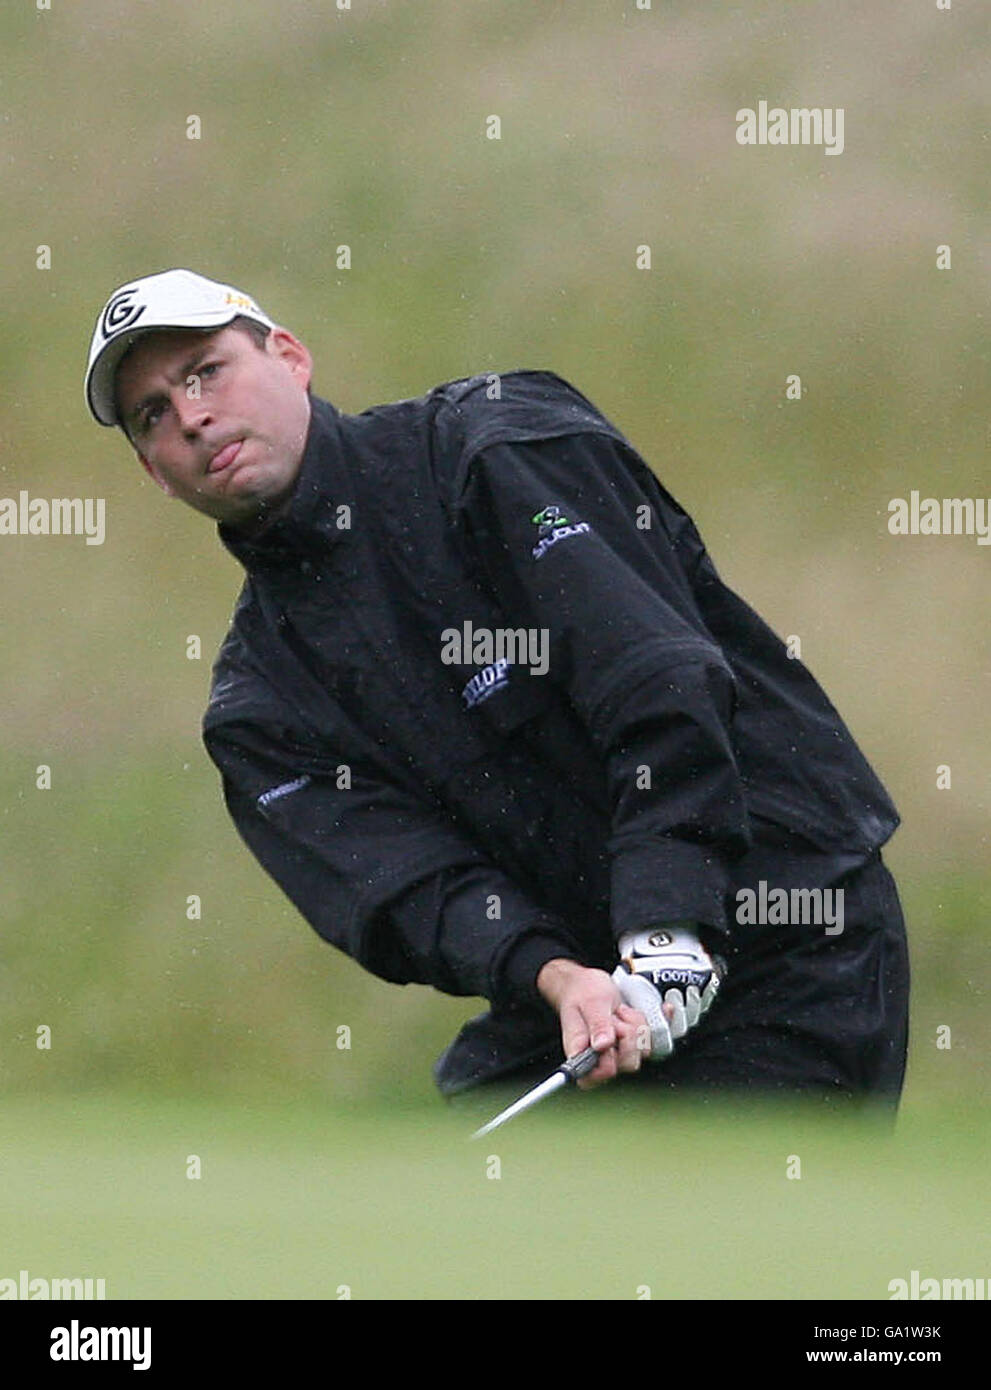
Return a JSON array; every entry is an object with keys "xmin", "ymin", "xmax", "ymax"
[{"xmin": 174, "ymin": 388, "xmax": 214, "ymax": 437}]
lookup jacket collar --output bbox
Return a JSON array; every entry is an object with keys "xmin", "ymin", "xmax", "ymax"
[{"xmin": 217, "ymin": 394, "xmax": 346, "ymax": 568}]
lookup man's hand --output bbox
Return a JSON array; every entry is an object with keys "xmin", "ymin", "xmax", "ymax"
[
  {"xmin": 612, "ymin": 923, "xmax": 724, "ymax": 1060},
  {"xmin": 536, "ymin": 958, "xmax": 659, "ymax": 1090}
]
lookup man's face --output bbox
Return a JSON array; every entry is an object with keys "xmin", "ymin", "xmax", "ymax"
[{"xmin": 115, "ymin": 323, "xmax": 313, "ymax": 527}]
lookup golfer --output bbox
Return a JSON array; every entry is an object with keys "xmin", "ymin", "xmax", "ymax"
[{"xmin": 85, "ymin": 269, "xmax": 910, "ymax": 1104}]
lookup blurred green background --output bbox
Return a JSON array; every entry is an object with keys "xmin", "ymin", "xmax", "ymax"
[{"xmin": 1, "ymin": 1, "xmax": 987, "ymax": 1299}]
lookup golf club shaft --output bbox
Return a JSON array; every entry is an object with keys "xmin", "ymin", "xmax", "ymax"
[{"xmin": 470, "ymin": 1045, "xmax": 600, "ymax": 1140}]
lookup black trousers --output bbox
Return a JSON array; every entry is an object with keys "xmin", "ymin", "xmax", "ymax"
[
  {"xmin": 448, "ymin": 851, "xmax": 910, "ymax": 1107},
  {"xmin": 643, "ymin": 851, "xmax": 910, "ymax": 1101}
]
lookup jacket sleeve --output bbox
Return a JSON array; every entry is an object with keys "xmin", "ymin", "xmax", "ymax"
[
  {"xmin": 204, "ymin": 717, "xmax": 589, "ymax": 1005},
  {"xmin": 452, "ymin": 430, "xmax": 753, "ymax": 945}
]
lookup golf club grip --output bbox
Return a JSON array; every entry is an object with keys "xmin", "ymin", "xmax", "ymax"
[{"xmin": 559, "ymin": 1046, "xmax": 600, "ymax": 1082}]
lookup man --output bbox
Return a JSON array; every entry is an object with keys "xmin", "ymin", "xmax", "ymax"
[{"xmin": 85, "ymin": 269, "xmax": 910, "ymax": 1105}]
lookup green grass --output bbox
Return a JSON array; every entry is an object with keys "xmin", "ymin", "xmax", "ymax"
[{"xmin": 1, "ymin": 1089, "xmax": 985, "ymax": 1300}]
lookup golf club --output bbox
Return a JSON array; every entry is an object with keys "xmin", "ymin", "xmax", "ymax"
[{"xmin": 470, "ymin": 1045, "xmax": 600, "ymax": 1140}]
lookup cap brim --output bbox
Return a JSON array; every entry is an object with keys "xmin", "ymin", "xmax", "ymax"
[{"xmin": 86, "ymin": 310, "xmax": 265, "ymax": 428}]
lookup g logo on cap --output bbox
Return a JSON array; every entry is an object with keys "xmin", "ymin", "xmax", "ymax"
[{"xmin": 101, "ymin": 288, "xmax": 146, "ymax": 340}]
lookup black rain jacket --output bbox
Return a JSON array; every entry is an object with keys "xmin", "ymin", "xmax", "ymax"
[{"xmin": 202, "ymin": 371, "xmax": 899, "ymax": 1091}]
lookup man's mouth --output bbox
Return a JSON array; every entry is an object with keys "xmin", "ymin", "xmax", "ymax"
[{"xmin": 208, "ymin": 439, "xmax": 244, "ymax": 473}]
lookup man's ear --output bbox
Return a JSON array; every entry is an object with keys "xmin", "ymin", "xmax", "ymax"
[
  {"xmin": 267, "ymin": 327, "xmax": 313, "ymax": 393},
  {"xmin": 137, "ymin": 450, "xmax": 174, "ymax": 496}
]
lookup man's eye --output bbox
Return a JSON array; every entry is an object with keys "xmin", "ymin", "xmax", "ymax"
[
  {"xmin": 141, "ymin": 405, "xmax": 164, "ymax": 431},
  {"xmin": 200, "ymin": 362, "xmax": 220, "ymax": 378}
]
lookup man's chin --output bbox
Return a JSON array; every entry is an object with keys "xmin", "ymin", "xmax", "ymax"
[
  {"xmin": 185, "ymin": 444, "xmax": 302, "ymax": 528},
  {"xmin": 215, "ymin": 481, "xmax": 295, "ymax": 534}
]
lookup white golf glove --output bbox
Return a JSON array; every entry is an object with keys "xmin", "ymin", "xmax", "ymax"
[{"xmin": 611, "ymin": 923, "xmax": 725, "ymax": 1060}]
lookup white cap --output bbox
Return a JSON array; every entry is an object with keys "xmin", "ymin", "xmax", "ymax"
[{"xmin": 84, "ymin": 268, "xmax": 276, "ymax": 427}]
